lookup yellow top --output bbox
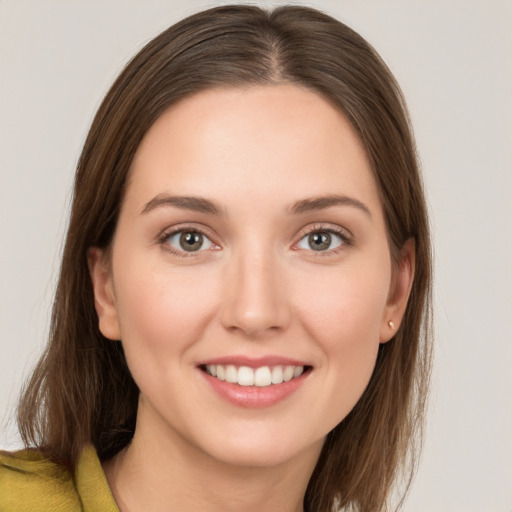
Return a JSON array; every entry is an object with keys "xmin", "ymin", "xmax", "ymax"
[{"xmin": 0, "ymin": 445, "xmax": 119, "ymax": 512}]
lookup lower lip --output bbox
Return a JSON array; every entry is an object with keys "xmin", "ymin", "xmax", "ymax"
[{"xmin": 201, "ymin": 370, "xmax": 309, "ymax": 408}]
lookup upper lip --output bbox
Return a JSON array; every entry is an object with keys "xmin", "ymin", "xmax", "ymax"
[{"xmin": 197, "ymin": 355, "xmax": 310, "ymax": 368}]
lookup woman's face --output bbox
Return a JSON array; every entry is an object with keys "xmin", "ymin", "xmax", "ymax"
[{"xmin": 90, "ymin": 84, "xmax": 413, "ymax": 469}]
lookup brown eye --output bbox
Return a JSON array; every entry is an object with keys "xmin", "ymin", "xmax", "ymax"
[
  {"xmin": 308, "ymin": 232, "xmax": 332, "ymax": 251},
  {"xmin": 180, "ymin": 232, "xmax": 203, "ymax": 251},
  {"xmin": 166, "ymin": 230, "xmax": 213, "ymax": 253},
  {"xmin": 297, "ymin": 230, "xmax": 345, "ymax": 252}
]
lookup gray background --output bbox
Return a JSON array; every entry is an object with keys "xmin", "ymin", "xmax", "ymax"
[{"xmin": 1, "ymin": 1, "xmax": 511, "ymax": 510}]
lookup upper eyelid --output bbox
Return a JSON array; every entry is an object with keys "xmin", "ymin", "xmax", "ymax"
[
  {"xmin": 159, "ymin": 223, "xmax": 216, "ymax": 240},
  {"xmin": 295, "ymin": 223, "xmax": 352, "ymax": 240}
]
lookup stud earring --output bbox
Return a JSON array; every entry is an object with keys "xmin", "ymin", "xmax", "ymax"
[{"xmin": 388, "ymin": 320, "xmax": 396, "ymax": 330}]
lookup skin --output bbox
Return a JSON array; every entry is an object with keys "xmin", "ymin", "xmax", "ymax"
[{"xmin": 89, "ymin": 84, "xmax": 414, "ymax": 512}]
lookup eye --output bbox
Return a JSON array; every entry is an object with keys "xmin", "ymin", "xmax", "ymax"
[
  {"xmin": 296, "ymin": 230, "xmax": 345, "ymax": 252},
  {"xmin": 165, "ymin": 230, "xmax": 214, "ymax": 253}
]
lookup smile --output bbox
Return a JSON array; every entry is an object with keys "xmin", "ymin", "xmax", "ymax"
[{"xmin": 203, "ymin": 364, "xmax": 306, "ymax": 387}]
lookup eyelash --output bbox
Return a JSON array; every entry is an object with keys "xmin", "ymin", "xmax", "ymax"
[
  {"xmin": 295, "ymin": 224, "xmax": 353, "ymax": 256},
  {"xmin": 157, "ymin": 225, "xmax": 216, "ymax": 258},
  {"xmin": 157, "ymin": 223, "xmax": 353, "ymax": 258}
]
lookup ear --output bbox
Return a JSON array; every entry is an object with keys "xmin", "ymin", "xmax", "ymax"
[
  {"xmin": 87, "ymin": 247, "xmax": 121, "ymax": 340},
  {"xmin": 380, "ymin": 238, "xmax": 415, "ymax": 343}
]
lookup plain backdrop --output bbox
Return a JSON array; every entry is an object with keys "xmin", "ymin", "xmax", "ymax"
[{"xmin": 1, "ymin": 1, "xmax": 511, "ymax": 511}]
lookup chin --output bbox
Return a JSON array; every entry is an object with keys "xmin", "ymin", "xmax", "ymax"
[{"xmin": 194, "ymin": 428, "xmax": 325, "ymax": 470}]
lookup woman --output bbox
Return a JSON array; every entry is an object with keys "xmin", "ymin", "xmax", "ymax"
[{"xmin": 0, "ymin": 5, "xmax": 432, "ymax": 512}]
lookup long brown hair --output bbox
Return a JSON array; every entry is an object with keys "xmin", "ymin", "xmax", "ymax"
[{"xmin": 17, "ymin": 5, "xmax": 432, "ymax": 511}]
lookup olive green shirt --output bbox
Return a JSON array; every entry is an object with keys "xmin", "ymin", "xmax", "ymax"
[{"xmin": 0, "ymin": 445, "xmax": 118, "ymax": 511}]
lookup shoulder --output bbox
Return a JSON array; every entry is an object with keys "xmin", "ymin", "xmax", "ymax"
[
  {"xmin": 0, "ymin": 448, "xmax": 81, "ymax": 511},
  {"xmin": 0, "ymin": 445, "xmax": 118, "ymax": 512}
]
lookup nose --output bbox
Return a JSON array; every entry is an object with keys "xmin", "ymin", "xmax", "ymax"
[{"xmin": 220, "ymin": 249, "xmax": 291, "ymax": 339}]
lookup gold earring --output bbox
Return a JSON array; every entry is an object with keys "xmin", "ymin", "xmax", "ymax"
[{"xmin": 388, "ymin": 320, "xmax": 396, "ymax": 330}]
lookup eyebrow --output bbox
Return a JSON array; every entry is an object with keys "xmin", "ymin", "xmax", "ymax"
[
  {"xmin": 141, "ymin": 194, "xmax": 224, "ymax": 216},
  {"xmin": 141, "ymin": 193, "xmax": 371, "ymax": 218},
  {"xmin": 289, "ymin": 194, "xmax": 371, "ymax": 217}
]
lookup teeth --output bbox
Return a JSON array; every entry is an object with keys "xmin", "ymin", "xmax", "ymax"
[
  {"xmin": 205, "ymin": 364, "xmax": 306, "ymax": 386},
  {"xmin": 254, "ymin": 366, "xmax": 272, "ymax": 387},
  {"xmin": 271, "ymin": 366, "xmax": 283, "ymax": 384},
  {"xmin": 225, "ymin": 365, "xmax": 237, "ymax": 383},
  {"xmin": 283, "ymin": 366, "xmax": 294, "ymax": 382},
  {"xmin": 238, "ymin": 366, "xmax": 254, "ymax": 386}
]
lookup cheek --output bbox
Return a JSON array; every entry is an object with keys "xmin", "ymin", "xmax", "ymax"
[
  {"xmin": 293, "ymin": 259, "xmax": 390, "ymax": 396},
  {"xmin": 112, "ymin": 259, "xmax": 219, "ymax": 366},
  {"xmin": 297, "ymin": 263, "xmax": 389, "ymax": 339}
]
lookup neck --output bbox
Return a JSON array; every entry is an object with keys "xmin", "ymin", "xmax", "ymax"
[{"xmin": 103, "ymin": 403, "xmax": 323, "ymax": 512}]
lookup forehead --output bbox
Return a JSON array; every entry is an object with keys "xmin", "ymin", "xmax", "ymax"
[{"xmin": 126, "ymin": 84, "xmax": 381, "ymax": 215}]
